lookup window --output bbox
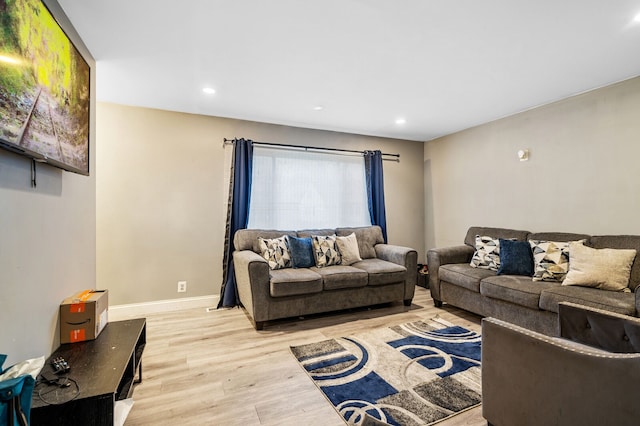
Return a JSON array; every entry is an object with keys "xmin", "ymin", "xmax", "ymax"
[{"xmin": 247, "ymin": 147, "xmax": 371, "ymax": 230}]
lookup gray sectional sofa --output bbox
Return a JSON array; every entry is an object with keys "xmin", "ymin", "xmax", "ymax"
[
  {"xmin": 233, "ymin": 225, "xmax": 418, "ymax": 330},
  {"xmin": 428, "ymin": 226, "xmax": 640, "ymax": 335}
]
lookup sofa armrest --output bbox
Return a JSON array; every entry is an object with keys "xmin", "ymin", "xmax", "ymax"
[
  {"xmin": 559, "ymin": 302, "xmax": 640, "ymax": 352},
  {"xmin": 232, "ymin": 250, "xmax": 270, "ymax": 325},
  {"xmin": 375, "ymin": 244, "xmax": 418, "ymax": 302},
  {"xmin": 482, "ymin": 317, "xmax": 640, "ymax": 426},
  {"xmin": 426, "ymin": 245, "xmax": 474, "ymax": 304},
  {"xmin": 635, "ymin": 288, "xmax": 640, "ymax": 316}
]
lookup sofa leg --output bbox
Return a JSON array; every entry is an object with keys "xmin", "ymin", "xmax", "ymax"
[
  {"xmin": 434, "ymin": 299, "xmax": 443, "ymax": 308},
  {"xmin": 254, "ymin": 321, "xmax": 265, "ymax": 331},
  {"xmin": 403, "ymin": 299, "xmax": 412, "ymax": 307}
]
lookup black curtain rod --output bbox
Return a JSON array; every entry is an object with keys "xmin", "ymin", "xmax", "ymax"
[{"xmin": 223, "ymin": 138, "xmax": 400, "ymax": 159}]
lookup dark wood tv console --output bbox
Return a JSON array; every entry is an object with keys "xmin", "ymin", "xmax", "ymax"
[{"xmin": 31, "ymin": 318, "xmax": 146, "ymax": 426}]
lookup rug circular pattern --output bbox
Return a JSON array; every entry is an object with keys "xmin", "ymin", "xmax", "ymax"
[{"xmin": 291, "ymin": 318, "xmax": 482, "ymax": 426}]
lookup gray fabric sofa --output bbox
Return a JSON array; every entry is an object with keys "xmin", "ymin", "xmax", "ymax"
[
  {"xmin": 233, "ymin": 225, "xmax": 418, "ymax": 330},
  {"xmin": 482, "ymin": 302, "xmax": 640, "ymax": 426},
  {"xmin": 427, "ymin": 226, "xmax": 640, "ymax": 335}
]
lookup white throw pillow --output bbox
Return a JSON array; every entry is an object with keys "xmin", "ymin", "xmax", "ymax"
[
  {"xmin": 336, "ymin": 233, "xmax": 362, "ymax": 266},
  {"xmin": 563, "ymin": 242, "xmax": 636, "ymax": 292}
]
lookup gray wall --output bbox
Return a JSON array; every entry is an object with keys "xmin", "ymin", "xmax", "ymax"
[
  {"xmin": 97, "ymin": 103, "xmax": 425, "ymax": 305},
  {"xmin": 0, "ymin": 0, "xmax": 96, "ymax": 365},
  {"xmin": 424, "ymin": 75, "xmax": 640, "ymax": 251}
]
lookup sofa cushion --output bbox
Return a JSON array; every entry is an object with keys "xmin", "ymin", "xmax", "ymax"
[
  {"xmin": 562, "ymin": 242, "xmax": 636, "ymax": 292},
  {"xmin": 297, "ymin": 229, "xmax": 336, "ymax": 238},
  {"xmin": 539, "ymin": 285, "xmax": 636, "ymax": 316},
  {"xmin": 528, "ymin": 232, "xmax": 592, "ymax": 243},
  {"xmin": 336, "ymin": 233, "xmax": 363, "ymax": 266},
  {"xmin": 269, "ymin": 268, "xmax": 323, "ymax": 297},
  {"xmin": 310, "ymin": 265, "xmax": 368, "ymax": 290},
  {"xmin": 351, "ymin": 258, "xmax": 406, "ymax": 286},
  {"xmin": 590, "ymin": 235, "xmax": 640, "ymax": 291},
  {"xmin": 311, "ymin": 234, "xmax": 342, "ymax": 267},
  {"xmin": 464, "ymin": 226, "xmax": 529, "ymax": 248},
  {"xmin": 497, "ymin": 239, "xmax": 534, "ymax": 276},
  {"xmin": 234, "ymin": 229, "xmax": 297, "ymax": 253},
  {"xmin": 481, "ymin": 276, "xmax": 559, "ymax": 309},
  {"xmin": 470, "ymin": 235, "xmax": 502, "ymax": 271},
  {"xmin": 440, "ymin": 264, "xmax": 496, "ymax": 292},
  {"xmin": 337, "ymin": 226, "xmax": 385, "ymax": 259},
  {"xmin": 558, "ymin": 302, "xmax": 640, "ymax": 353},
  {"xmin": 258, "ymin": 236, "xmax": 292, "ymax": 270},
  {"xmin": 287, "ymin": 236, "xmax": 315, "ymax": 268}
]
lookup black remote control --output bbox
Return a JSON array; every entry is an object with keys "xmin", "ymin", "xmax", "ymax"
[
  {"xmin": 40, "ymin": 371, "xmax": 71, "ymax": 388},
  {"xmin": 51, "ymin": 356, "xmax": 70, "ymax": 374}
]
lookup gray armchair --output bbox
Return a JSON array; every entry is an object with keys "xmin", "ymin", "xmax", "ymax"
[{"xmin": 482, "ymin": 302, "xmax": 640, "ymax": 426}]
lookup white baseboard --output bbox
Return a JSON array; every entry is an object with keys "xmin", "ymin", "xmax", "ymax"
[{"xmin": 109, "ymin": 295, "xmax": 219, "ymax": 321}]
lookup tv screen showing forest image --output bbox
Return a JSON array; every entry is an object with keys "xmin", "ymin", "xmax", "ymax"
[{"xmin": 0, "ymin": 0, "xmax": 90, "ymax": 175}]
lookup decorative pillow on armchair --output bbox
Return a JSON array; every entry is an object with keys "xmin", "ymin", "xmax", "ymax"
[
  {"xmin": 470, "ymin": 235, "xmax": 501, "ymax": 271},
  {"xmin": 258, "ymin": 236, "xmax": 292, "ymax": 270},
  {"xmin": 312, "ymin": 235, "xmax": 342, "ymax": 267},
  {"xmin": 563, "ymin": 241, "xmax": 636, "ymax": 292}
]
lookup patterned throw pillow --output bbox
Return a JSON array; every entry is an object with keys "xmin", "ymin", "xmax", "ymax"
[
  {"xmin": 529, "ymin": 240, "xmax": 584, "ymax": 282},
  {"xmin": 258, "ymin": 236, "xmax": 291, "ymax": 270},
  {"xmin": 470, "ymin": 236, "xmax": 501, "ymax": 271},
  {"xmin": 312, "ymin": 234, "xmax": 342, "ymax": 267}
]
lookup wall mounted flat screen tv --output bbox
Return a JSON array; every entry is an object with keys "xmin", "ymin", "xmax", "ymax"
[{"xmin": 0, "ymin": 0, "xmax": 90, "ymax": 176}]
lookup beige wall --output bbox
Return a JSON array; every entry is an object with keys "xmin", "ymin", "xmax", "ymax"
[
  {"xmin": 0, "ymin": 0, "xmax": 96, "ymax": 365},
  {"xmin": 97, "ymin": 103, "xmax": 425, "ymax": 305},
  {"xmin": 424, "ymin": 76, "xmax": 640, "ymax": 251}
]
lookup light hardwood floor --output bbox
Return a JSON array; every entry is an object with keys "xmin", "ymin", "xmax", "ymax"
[{"xmin": 122, "ymin": 287, "xmax": 486, "ymax": 425}]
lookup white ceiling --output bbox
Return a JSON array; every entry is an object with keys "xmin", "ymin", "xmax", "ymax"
[{"xmin": 58, "ymin": 0, "xmax": 640, "ymax": 142}]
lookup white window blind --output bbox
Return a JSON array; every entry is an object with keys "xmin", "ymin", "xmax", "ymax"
[{"xmin": 247, "ymin": 146, "xmax": 372, "ymax": 230}]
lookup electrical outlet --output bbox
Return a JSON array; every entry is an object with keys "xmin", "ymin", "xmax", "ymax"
[{"xmin": 177, "ymin": 281, "xmax": 187, "ymax": 293}]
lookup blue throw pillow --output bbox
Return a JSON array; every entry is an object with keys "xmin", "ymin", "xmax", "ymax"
[
  {"xmin": 287, "ymin": 236, "xmax": 315, "ymax": 268},
  {"xmin": 497, "ymin": 239, "xmax": 534, "ymax": 276}
]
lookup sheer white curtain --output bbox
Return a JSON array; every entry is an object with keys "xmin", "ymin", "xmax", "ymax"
[{"xmin": 247, "ymin": 146, "xmax": 372, "ymax": 230}]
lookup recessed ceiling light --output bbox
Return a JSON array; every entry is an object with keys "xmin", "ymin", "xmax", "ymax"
[
  {"xmin": 395, "ymin": 118, "xmax": 406, "ymax": 125},
  {"xmin": 202, "ymin": 87, "xmax": 216, "ymax": 95},
  {"xmin": 634, "ymin": 12, "xmax": 640, "ymax": 22},
  {"xmin": 313, "ymin": 105, "xmax": 324, "ymax": 111}
]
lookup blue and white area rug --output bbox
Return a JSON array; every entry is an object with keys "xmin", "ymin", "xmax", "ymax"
[{"xmin": 290, "ymin": 318, "xmax": 481, "ymax": 426}]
